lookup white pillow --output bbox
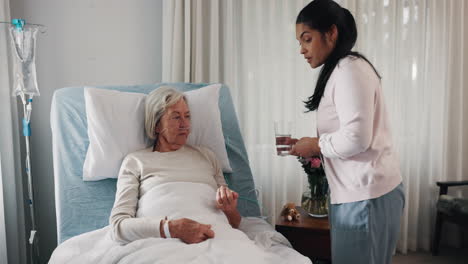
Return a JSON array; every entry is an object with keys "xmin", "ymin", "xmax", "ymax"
[
  {"xmin": 83, "ymin": 84, "xmax": 232, "ymax": 181},
  {"xmin": 83, "ymin": 89, "xmax": 147, "ymax": 181}
]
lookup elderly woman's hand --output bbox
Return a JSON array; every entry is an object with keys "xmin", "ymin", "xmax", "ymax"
[
  {"xmin": 168, "ymin": 218, "xmax": 214, "ymax": 244},
  {"xmin": 216, "ymin": 186, "xmax": 241, "ymax": 228},
  {"xmin": 216, "ymin": 186, "xmax": 239, "ymax": 213}
]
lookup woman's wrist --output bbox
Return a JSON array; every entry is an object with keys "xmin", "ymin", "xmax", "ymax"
[
  {"xmin": 160, "ymin": 217, "xmax": 175, "ymax": 238},
  {"xmin": 168, "ymin": 219, "xmax": 178, "ymax": 238},
  {"xmin": 163, "ymin": 219, "xmax": 172, "ymax": 238},
  {"xmin": 221, "ymin": 206, "xmax": 237, "ymax": 214},
  {"xmin": 159, "ymin": 219, "xmax": 166, "ymax": 238},
  {"xmin": 315, "ymin": 136, "xmax": 322, "ymax": 155},
  {"xmin": 224, "ymin": 209, "xmax": 241, "ymax": 228}
]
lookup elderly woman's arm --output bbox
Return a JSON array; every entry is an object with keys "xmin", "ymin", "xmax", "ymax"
[
  {"xmin": 205, "ymin": 148, "xmax": 242, "ymax": 228},
  {"xmin": 109, "ymin": 156, "xmax": 163, "ymax": 244},
  {"xmin": 110, "ymin": 155, "xmax": 216, "ymax": 244}
]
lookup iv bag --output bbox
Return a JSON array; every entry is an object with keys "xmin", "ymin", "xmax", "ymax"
[{"xmin": 10, "ymin": 25, "xmax": 40, "ymax": 97}]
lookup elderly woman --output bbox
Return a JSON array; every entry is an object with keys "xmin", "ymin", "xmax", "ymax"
[{"xmin": 110, "ymin": 86, "xmax": 241, "ymax": 245}]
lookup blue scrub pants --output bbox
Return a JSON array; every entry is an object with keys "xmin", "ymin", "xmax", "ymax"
[{"xmin": 329, "ymin": 183, "xmax": 405, "ymax": 264}]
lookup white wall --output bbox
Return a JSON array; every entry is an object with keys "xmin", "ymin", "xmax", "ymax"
[{"xmin": 9, "ymin": 0, "xmax": 163, "ymax": 262}]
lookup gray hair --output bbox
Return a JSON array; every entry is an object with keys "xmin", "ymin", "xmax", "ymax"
[{"xmin": 145, "ymin": 86, "xmax": 186, "ymax": 140}]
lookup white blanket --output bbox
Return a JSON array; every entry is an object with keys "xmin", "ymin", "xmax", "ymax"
[{"xmin": 49, "ymin": 182, "xmax": 312, "ymax": 264}]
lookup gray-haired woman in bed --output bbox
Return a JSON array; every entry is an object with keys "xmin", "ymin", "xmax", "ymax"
[{"xmin": 110, "ymin": 86, "xmax": 240, "ymax": 245}]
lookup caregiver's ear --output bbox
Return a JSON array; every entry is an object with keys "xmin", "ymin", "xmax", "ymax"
[{"xmin": 325, "ymin": 24, "xmax": 338, "ymax": 44}]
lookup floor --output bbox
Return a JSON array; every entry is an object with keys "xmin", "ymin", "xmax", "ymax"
[
  {"xmin": 312, "ymin": 247, "xmax": 468, "ymax": 264},
  {"xmin": 392, "ymin": 247, "xmax": 468, "ymax": 264}
]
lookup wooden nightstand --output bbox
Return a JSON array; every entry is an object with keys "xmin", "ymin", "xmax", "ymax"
[{"xmin": 275, "ymin": 206, "xmax": 331, "ymax": 262}]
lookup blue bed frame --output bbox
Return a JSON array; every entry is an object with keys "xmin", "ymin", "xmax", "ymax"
[{"xmin": 51, "ymin": 83, "xmax": 261, "ymax": 243}]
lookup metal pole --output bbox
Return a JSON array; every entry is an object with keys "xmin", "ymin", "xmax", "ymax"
[{"xmin": 21, "ymin": 95, "xmax": 39, "ymax": 264}]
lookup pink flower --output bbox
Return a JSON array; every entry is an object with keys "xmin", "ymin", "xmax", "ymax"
[{"xmin": 310, "ymin": 157, "xmax": 321, "ymax": 168}]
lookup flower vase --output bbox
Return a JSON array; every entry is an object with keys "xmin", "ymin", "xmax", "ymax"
[{"xmin": 301, "ymin": 175, "xmax": 329, "ymax": 217}]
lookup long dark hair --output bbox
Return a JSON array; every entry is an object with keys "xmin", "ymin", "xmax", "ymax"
[{"xmin": 297, "ymin": 0, "xmax": 381, "ymax": 112}]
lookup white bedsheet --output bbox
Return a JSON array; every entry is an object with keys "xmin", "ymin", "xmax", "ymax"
[{"xmin": 49, "ymin": 182, "xmax": 312, "ymax": 264}]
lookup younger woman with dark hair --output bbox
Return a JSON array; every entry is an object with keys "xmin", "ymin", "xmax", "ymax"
[{"xmin": 290, "ymin": 0, "xmax": 405, "ymax": 263}]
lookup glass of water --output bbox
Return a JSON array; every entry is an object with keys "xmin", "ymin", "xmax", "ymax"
[{"xmin": 274, "ymin": 121, "xmax": 293, "ymax": 156}]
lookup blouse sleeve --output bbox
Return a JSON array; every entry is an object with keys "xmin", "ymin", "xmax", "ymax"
[
  {"xmin": 109, "ymin": 155, "xmax": 161, "ymax": 244},
  {"xmin": 319, "ymin": 60, "xmax": 377, "ymax": 159},
  {"xmin": 199, "ymin": 146, "xmax": 227, "ymax": 187}
]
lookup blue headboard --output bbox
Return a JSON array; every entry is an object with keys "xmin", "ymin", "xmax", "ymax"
[{"xmin": 51, "ymin": 83, "xmax": 260, "ymax": 243}]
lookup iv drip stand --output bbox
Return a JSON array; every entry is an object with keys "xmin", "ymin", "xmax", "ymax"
[{"xmin": 2, "ymin": 18, "xmax": 45, "ymax": 264}]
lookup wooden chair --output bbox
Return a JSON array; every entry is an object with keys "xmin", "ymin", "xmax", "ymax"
[{"xmin": 432, "ymin": 180, "xmax": 468, "ymax": 256}]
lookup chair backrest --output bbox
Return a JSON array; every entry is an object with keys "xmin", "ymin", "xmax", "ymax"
[{"xmin": 51, "ymin": 83, "xmax": 260, "ymax": 243}]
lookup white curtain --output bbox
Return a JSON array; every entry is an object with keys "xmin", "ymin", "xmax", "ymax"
[
  {"xmin": 162, "ymin": 0, "xmax": 223, "ymax": 83},
  {"xmin": 162, "ymin": 0, "xmax": 313, "ymax": 226},
  {"xmin": 162, "ymin": 0, "xmax": 468, "ymax": 253},
  {"xmin": 0, "ymin": 0, "xmax": 27, "ymax": 262}
]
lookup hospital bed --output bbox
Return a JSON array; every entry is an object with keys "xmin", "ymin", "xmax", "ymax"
[{"xmin": 50, "ymin": 83, "xmax": 311, "ymax": 263}]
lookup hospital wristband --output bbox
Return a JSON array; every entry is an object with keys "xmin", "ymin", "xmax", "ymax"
[{"xmin": 163, "ymin": 217, "xmax": 172, "ymax": 238}]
